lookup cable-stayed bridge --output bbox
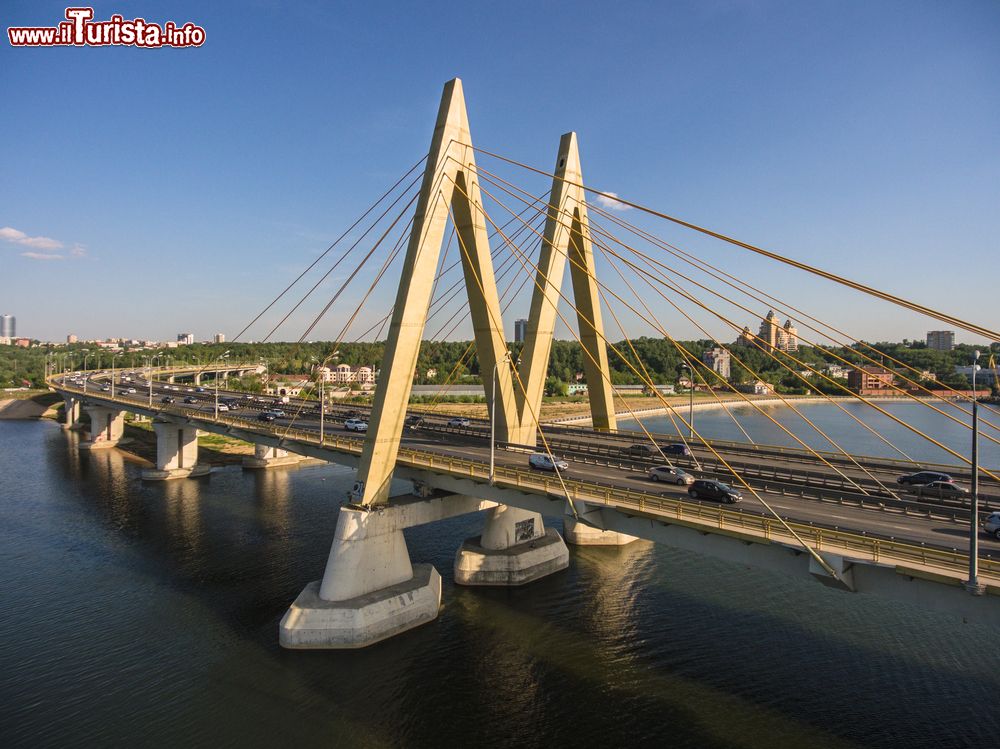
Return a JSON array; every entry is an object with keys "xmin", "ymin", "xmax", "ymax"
[{"xmin": 49, "ymin": 79, "xmax": 1000, "ymax": 648}]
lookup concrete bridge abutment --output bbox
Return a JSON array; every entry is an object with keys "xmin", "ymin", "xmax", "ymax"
[
  {"xmin": 141, "ymin": 421, "xmax": 211, "ymax": 480},
  {"xmin": 243, "ymin": 444, "xmax": 303, "ymax": 469},
  {"xmin": 279, "ymin": 505, "xmax": 441, "ymax": 649},
  {"xmin": 563, "ymin": 501, "xmax": 638, "ymax": 546},
  {"xmin": 454, "ymin": 505, "xmax": 569, "ymax": 586},
  {"xmin": 80, "ymin": 405, "xmax": 125, "ymax": 449},
  {"xmin": 62, "ymin": 395, "xmax": 82, "ymax": 430}
]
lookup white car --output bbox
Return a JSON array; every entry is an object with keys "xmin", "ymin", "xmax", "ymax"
[
  {"xmin": 126, "ymin": 388, "xmax": 137, "ymax": 394},
  {"xmin": 448, "ymin": 417, "xmax": 471, "ymax": 428},
  {"xmin": 983, "ymin": 512, "xmax": 1000, "ymax": 540},
  {"xmin": 217, "ymin": 404, "xmax": 229, "ymax": 412},
  {"xmin": 529, "ymin": 453, "xmax": 568, "ymax": 472},
  {"xmin": 344, "ymin": 418, "xmax": 368, "ymax": 432}
]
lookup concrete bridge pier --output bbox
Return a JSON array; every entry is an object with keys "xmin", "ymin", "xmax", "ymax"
[
  {"xmin": 62, "ymin": 395, "xmax": 82, "ymax": 430},
  {"xmin": 242, "ymin": 444, "xmax": 302, "ymax": 469},
  {"xmin": 80, "ymin": 405, "xmax": 125, "ymax": 449},
  {"xmin": 563, "ymin": 501, "xmax": 638, "ymax": 546},
  {"xmin": 141, "ymin": 421, "xmax": 211, "ymax": 480},
  {"xmin": 279, "ymin": 505, "xmax": 441, "ymax": 649},
  {"xmin": 193, "ymin": 373, "xmax": 202, "ymax": 387},
  {"xmin": 454, "ymin": 505, "xmax": 569, "ymax": 586}
]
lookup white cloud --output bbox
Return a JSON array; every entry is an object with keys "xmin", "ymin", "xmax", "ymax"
[
  {"xmin": 20, "ymin": 251, "xmax": 64, "ymax": 261},
  {"xmin": 0, "ymin": 226, "xmax": 64, "ymax": 250},
  {"xmin": 593, "ymin": 192, "xmax": 632, "ymax": 212},
  {"xmin": 70, "ymin": 243, "xmax": 87, "ymax": 257}
]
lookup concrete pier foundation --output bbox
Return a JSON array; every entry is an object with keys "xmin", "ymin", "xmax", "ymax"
[
  {"xmin": 564, "ymin": 514, "xmax": 638, "ymax": 546},
  {"xmin": 243, "ymin": 444, "xmax": 302, "ymax": 469},
  {"xmin": 279, "ymin": 506, "xmax": 441, "ymax": 649},
  {"xmin": 62, "ymin": 396, "xmax": 82, "ymax": 430},
  {"xmin": 80, "ymin": 405, "xmax": 125, "ymax": 450},
  {"xmin": 454, "ymin": 505, "xmax": 569, "ymax": 586},
  {"xmin": 142, "ymin": 421, "xmax": 211, "ymax": 480}
]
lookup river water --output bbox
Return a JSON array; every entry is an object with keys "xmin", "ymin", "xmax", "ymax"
[
  {"xmin": 636, "ymin": 399, "xmax": 1000, "ymax": 469},
  {"xmin": 1, "ymin": 418, "xmax": 998, "ymax": 748}
]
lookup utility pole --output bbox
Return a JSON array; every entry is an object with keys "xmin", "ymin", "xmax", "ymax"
[{"xmin": 967, "ymin": 349, "xmax": 985, "ymax": 595}]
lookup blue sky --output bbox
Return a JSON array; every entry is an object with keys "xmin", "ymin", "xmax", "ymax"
[{"xmin": 2, "ymin": 0, "xmax": 998, "ymax": 346}]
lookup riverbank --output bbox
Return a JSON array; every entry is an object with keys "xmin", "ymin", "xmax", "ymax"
[{"xmin": 0, "ymin": 391, "xmax": 60, "ymax": 420}]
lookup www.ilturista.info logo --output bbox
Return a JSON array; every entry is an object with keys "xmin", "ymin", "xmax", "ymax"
[{"xmin": 8, "ymin": 7, "xmax": 205, "ymax": 48}]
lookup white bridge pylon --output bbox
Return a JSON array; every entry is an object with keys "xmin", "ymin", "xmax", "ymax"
[{"xmin": 354, "ymin": 77, "xmax": 616, "ymax": 508}]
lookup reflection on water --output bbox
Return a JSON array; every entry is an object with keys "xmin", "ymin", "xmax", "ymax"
[{"xmin": 1, "ymin": 420, "xmax": 998, "ymax": 748}]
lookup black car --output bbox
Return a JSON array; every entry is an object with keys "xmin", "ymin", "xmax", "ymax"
[
  {"xmin": 184, "ymin": 396, "xmax": 198, "ymax": 404},
  {"xmin": 622, "ymin": 444, "xmax": 654, "ymax": 458},
  {"xmin": 660, "ymin": 443, "xmax": 692, "ymax": 457},
  {"xmin": 161, "ymin": 396, "xmax": 176, "ymax": 404},
  {"xmin": 896, "ymin": 471, "xmax": 953, "ymax": 486},
  {"xmin": 688, "ymin": 479, "xmax": 742, "ymax": 503},
  {"xmin": 258, "ymin": 412, "xmax": 277, "ymax": 422},
  {"xmin": 405, "ymin": 415, "xmax": 424, "ymax": 429}
]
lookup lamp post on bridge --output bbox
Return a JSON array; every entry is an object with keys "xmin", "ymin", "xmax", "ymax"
[
  {"xmin": 146, "ymin": 357, "xmax": 153, "ymax": 408},
  {"xmin": 966, "ymin": 349, "xmax": 985, "ymax": 596},
  {"xmin": 680, "ymin": 363, "xmax": 694, "ymax": 439},
  {"xmin": 111, "ymin": 351, "xmax": 122, "ymax": 398},
  {"xmin": 81, "ymin": 350, "xmax": 90, "ymax": 393},
  {"xmin": 214, "ymin": 350, "xmax": 230, "ymax": 419},
  {"xmin": 489, "ymin": 351, "xmax": 514, "ymax": 485}
]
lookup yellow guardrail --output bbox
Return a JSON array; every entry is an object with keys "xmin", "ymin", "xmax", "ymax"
[{"xmin": 50, "ymin": 377, "xmax": 999, "ymax": 584}]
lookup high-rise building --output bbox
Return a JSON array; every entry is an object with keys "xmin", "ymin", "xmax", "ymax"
[
  {"xmin": 777, "ymin": 319, "xmax": 799, "ymax": 352},
  {"xmin": 926, "ymin": 330, "xmax": 955, "ymax": 351},
  {"xmin": 702, "ymin": 347, "xmax": 731, "ymax": 380},
  {"xmin": 213, "ymin": 333, "xmax": 226, "ymax": 344},
  {"xmin": 757, "ymin": 311, "xmax": 779, "ymax": 350},
  {"xmin": 177, "ymin": 332, "xmax": 194, "ymax": 345},
  {"xmin": 0, "ymin": 314, "xmax": 15, "ymax": 338},
  {"xmin": 514, "ymin": 318, "xmax": 528, "ymax": 343},
  {"xmin": 67, "ymin": 334, "xmax": 78, "ymax": 343}
]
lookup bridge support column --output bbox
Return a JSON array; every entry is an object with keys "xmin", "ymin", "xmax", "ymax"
[
  {"xmin": 62, "ymin": 395, "xmax": 82, "ymax": 430},
  {"xmin": 242, "ymin": 444, "xmax": 302, "ymax": 469},
  {"xmin": 193, "ymin": 373, "xmax": 202, "ymax": 386},
  {"xmin": 142, "ymin": 421, "xmax": 211, "ymax": 480},
  {"xmin": 454, "ymin": 505, "xmax": 568, "ymax": 586},
  {"xmin": 279, "ymin": 506, "xmax": 441, "ymax": 649},
  {"xmin": 167, "ymin": 375, "xmax": 176, "ymax": 384},
  {"xmin": 80, "ymin": 405, "xmax": 125, "ymax": 449},
  {"xmin": 563, "ymin": 502, "xmax": 638, "ymax": 546}
]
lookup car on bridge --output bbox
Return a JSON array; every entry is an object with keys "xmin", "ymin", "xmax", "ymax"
[
  {"xmin": 896, "ymin": 471, "xmax": 953, "ymax": 486},
  {"xmin": 448, "ymin": 417, "xmax": 471, "ymax": 428},
  {"xmin": 660, "ymin": 443, "xmax": 692, "ymax": 457},
  {"xmin": 648, "ymin": 466, "xmax": 694, "ymax": 485},
  {"xmin": 161, "ymin": 396, "xmax": 175, "ymax": 404},
  {"xmin": 184, "ymin": 396, "xmax": 198, "ymax": 404},
  {"xmin": 983, "ymin": 512, "xmax": 1000, "ymax": 540},
  {"xmin": 344, "ymin": 418, "xmax": 368, "ymax": 432},
  {"xmin": 258, "ymin": 411, "xmax": 278, "ymax": 422},
  {"xmin": 909, "ymin": 480, "xmax": 968, "ymax": 499},
  {"xmin": 688, "ymin": 479, "xmax": 741, "ymax": 504},
  {"xmin": 405, "ymin": 415, "xmax": 424, "ymax": 430},
  {"xmin": 622, "ymin": 444, "xmax": 654, "ymax": 458},
  {"xmin": 217, "ymin": 404, "xmax": 230, "ymax": 412},
  {"xmin": 529, "ymin": 453, "xmax": 568, "ymax": 472}
]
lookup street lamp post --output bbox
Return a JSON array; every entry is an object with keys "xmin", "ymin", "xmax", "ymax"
[
  {"xmin": 111, "ymin": 352, "xmax": 118, "ymax": 398},
  {"xmin": 146, "ymin": 357, "xmax": 153, "ymax": 408},
  {"xmin": 490, "ymin": 351, "xmax": 513, "ymax": 485},
  {"xmin": 81, "ymin": 350, "xmax": 90, "ymax": 393},
  {"xmin": 967, "ymin": 350, "xmax": 985, "ymax": 595},
  {"xmin": 681, "ymin": 363, "xmax": 694, "ymax": 439},
  {"xmin": 214, "ymin": 351, "xmax": 230, "ymax": 418}
]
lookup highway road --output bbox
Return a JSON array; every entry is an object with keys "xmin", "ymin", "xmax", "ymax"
[{"xmin": 56, "ymin": 370, "xmax": 1000, "ymax": 556}]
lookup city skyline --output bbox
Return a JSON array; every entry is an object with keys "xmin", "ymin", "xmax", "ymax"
[{"xmin": 2, "ymin": 1, "xmax": 997, "ymax": 345}]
